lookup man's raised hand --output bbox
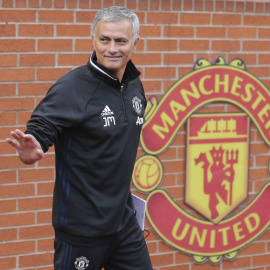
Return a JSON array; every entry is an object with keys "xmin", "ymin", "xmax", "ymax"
[{"xmin": 6, "ymin": 129, "xmax": 44, "ymax": 164}]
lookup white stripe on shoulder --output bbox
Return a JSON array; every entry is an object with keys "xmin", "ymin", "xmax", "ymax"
[{"xmin": 89, "ymin": 57, "xmax": 117, "ymax": 81}]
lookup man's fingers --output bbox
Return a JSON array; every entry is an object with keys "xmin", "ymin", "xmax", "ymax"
[{"xmin": 6, "ymin": 138, "xmax": 20, "ymax": 148}]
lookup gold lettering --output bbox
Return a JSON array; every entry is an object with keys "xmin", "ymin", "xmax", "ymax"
[
  {"xmin": 218, "ymin": 227, "xmax": 230, "ymax": 246},
  {"xmin": 244, "ymin": 213, "xmax": 260, "ymax": 233},
  {"xmin": 215, "ymin": 74, "xmax": 229, "ymax": 93},
  {"xmin": 241, "ymin": 83, "xmax": 255, "ymax": 103},
  {"xmin": 252, "ymin": 91, "xmax": 266, "ymax": 110},
  {"xmin": 231, "ymin": 76, "xmax": 243, "ymax": 97},
  {"xmin": 189, "ymin": 227, "xmax": 207, "ymax": 247},
  {"xmin": 152, "ymin": 112, "xmax": 175, "ymax": 139},
  {"xmin": 233, "ymin": 221, "xmax": 245, "ymax": 241},
  {"xmin": 181, "ymin": 82, "xmax": 200, "ymax": 106},
  {"xmin": 199, "ymin": 75, "xmax": 213, "ymax": 95},
  {"xmin": 210, "ymin": 230, "xmax": 216, "ymax": 248},
  {"xmin": 170, "ymin": 100, "xmax": 186, "ymax": 120},
  {"xmin": 258, "ymin": 103, "xmax": 270, "ymax": 123},
  {"xmin": 172, "ymin": 218, "xmax": 190, "ymax": 241}
]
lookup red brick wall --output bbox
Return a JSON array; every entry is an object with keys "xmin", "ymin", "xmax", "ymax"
[{"xmin": 0, "ymin": 0, "xmax": 270, "ymax": 269}]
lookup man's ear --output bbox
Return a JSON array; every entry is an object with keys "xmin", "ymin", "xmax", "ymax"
[
  {"xmin": 92, "ymin": 34, "xmax": 96, "ymax": 49},
  {"xmin": 133, "ymin": 37, "xmax": 140, "ymax": 52}
]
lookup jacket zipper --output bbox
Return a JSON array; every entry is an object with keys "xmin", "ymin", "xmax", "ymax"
[{"xmin": 120, "ymin": 84, "xmax": 128, "ymax": 123}]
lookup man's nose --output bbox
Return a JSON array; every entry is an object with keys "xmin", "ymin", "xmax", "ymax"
[{"xmin": 108, "ymin": 41, "xmax": 118, "ymax": 53}]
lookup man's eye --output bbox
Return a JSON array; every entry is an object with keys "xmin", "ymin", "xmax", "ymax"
[{"xmin": 118, "ymin": 40, "xmax": 127, "ymax": 44}]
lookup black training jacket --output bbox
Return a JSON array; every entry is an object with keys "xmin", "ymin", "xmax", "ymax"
[{"xmin": 25, "ymin": 51, "xmax": 146, "ymax": 245}]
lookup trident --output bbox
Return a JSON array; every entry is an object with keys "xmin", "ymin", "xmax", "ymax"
[{"xmin": 226, "ymin": 149, "xmax": 239, "ymax": 206}]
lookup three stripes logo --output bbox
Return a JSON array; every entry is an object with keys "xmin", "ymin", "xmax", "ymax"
[{"xmin": 101, "ymin": 105, "xmax": 116, "ymax": 127}]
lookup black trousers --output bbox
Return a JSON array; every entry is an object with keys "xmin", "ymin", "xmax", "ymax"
[{"xmin": 54, "ymin": 215, "xmax": 153, "ymax": 270}]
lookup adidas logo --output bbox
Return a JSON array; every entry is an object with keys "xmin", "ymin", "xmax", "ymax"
[{"xmin": 101, "ymin": 105, "xmax": 114, "ymax": 116}]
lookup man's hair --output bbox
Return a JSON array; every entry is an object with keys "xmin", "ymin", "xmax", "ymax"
[{"xmin": 92, "ymin": 6, "xmax": 139, "ymax": 42}]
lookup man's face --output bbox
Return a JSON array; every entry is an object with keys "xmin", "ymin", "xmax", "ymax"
[{"xmin": 92, "ymin": 19, "xmax": 139, "ymax": 81}]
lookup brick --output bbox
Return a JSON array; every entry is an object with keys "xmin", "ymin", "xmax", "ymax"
[
  {"xmin": 16, "ymin": 0, "xmax": 27, "ymax": 8},
  {"xmin": 145, "ymin": 67, "xmax": 176, "ymax": 79},
  {"xmin": 151, "ymin": 253, "xmax": 174, "ymax": 267},
  {"xmin": 38, "ymin": 238, "xmax": 54, "ymax": 251},
  {"xmin": 19, "ymin": 24, "xmax": 54, "ymax": 37},
  {"xmin": 75, "ymin": 39, "xmax": 95, "ymax": 51},
  {"xmin": 164, "ymin": 26, "xmax": 194, "ymax": 37},
  {"xmin": 212, "ymin": 40, "xmax": 240, "ymax": 51},
  {"xmin": 0, "ymin": 257, "xmax": 16, "ymax": 270},
  {"xmin": 0, "ymin": 183, "xmax": 35, "ymax": 198},
  {"xmin": 19, "ymin": 225, "xmax": 54, "ymax": 239},
  {"xmin": 0, "ymin": 212, "xmax": 35, "ymax": 227},
  {"xmin": 140, "ymin": 25, "xmax": 161, "ymax": 37},
  {"xmin": 0, "ymin": 228, "xmax": 17, "ymax": 241},
  {"xmin": 163, "ymin": 53, "xmax": 193, "ymax": 65},
  {"xmin": 0, "ymin": 198, "xmax": 16, "ymax": 213},
  {"xmin": 0, "ymin": 97, "xmax": 34, "ymax": 110},
  {"xmin": 0, "ymin": 241, "xmax": 35, "ymax": 256},
  {"xmin": 19, "ymin": 252, "xmax": 53, "ymax": 268},
  {"xmin": 37, "ymin": 182, "xmax": 54, "ymax": 195},
  {"xmin": 0, "ymin": 10, "xmax": 36, "ymax": 22},
  {"xmin": 19, "ymin": 82, "xmax": 52, "ymax": 96},
  {"xmin": 213, "ymin": 13, "xmax": 241, "ymax": 25},
  {"xmin": 28, "ymin": 0, "xmax": 40, "ymax": 8},
  {"xmin": 54, "ymin": 0, "xmax": 65, "ymax": 8},
  {"xmin": 181, "ymin": 39, "xmax": 210, "ymax": 51},
  {"xmin": 0, "ymin": 112, "xmax": 16, "ymax": 126},
  {"xmin": 197, "ymin": 26, "xmax": 226, "ymax": 38},
  {"xmin": 259, "ymin": 28, "xmax": 270, "ymax": 39},
  {"xmin": 0, "ymin": 24, "xmax": 16, "ymax": 36},
  {"xmin": 37, "ymin": 68, "xmax": 71, "ymax": 81},
  {"xmin": 76, "ymin": 11, "xmax": 96, "ymax": 23},
  {"xmin": 38, "ymin": 39, "xmax": 73, "ymax": 52},
  {"xmin": 19, "ymin": 168, "xmax": 54, "ymax": 182},
  {"xmin": 250, "ymin": 168, "xmax": 269, "ymax": 180},
  {"xmin": 229, "ymin": 53, "xmax": 257, "ymax": 65},
  {"xmin": 181, "ymin": 13, "xmax": 210, "ymax": 24},
  {"xmin": 0, "ymin": 54, "xmax": 17, "ymax": 67},
  {"xmin": 259, "ymin": 54, "xmax": 270, "ymax": 65},
  {"xmin": 228, "ymin": 27, "xmax": 257, "ymax": 38},
  {"xmin": 194, "ymin": 0, "xmax": 203, "ymax": 11},
  {"xmin": 0, "ymin": 155, "xmax": 33, "ymax": 169},
  {"xmin": 132, "ymin": 53, "xmax": 161, "ymax": 65},
  {"xmin": 244, "ymin": 15, "xmax": 270, "ymax": 26},
  {"xmin": 147, "ymin": 12, "xmax": 178, "ymax": 24},
  {"xmin": 0, "ymin": 170, "xmax": 16, "ymax": 184},
  {"xmin": 141, "ymin": 80, "xmax": 161, "ymax": 93},
  {"xmin": 41, "ymin": 0, "xmax": 52, "ymax": 8},
  {"xmin": 147, "ymin": 39, "xmax": 177, "ymax": 51},
  {"xmin": 0, "ymin": 39, "xmax": 35, "ymax": 52},
  {"xmin": 256, "ymin": 155, "xmax": 269, "ymax": 167},
  {"xmin": 39, "ymin": 10, "xmax": 74, "ymax": 22},
  {"xmin": 58, "ymin": 53, "xmax": 89, "ymax": 66},
  {"xmin": 37, "ymin": 210, "xmax": 52, "ymax": 223},
  {"xmin": 20, "ymin": 54, "xmax": 55, "ymax": 66},
  {"xmin": 243, "ymin": 41, "xmax": 270, "ymax": 51},
  {"xmin": 150, "ymin": 0, "xmax": 159, "ymax": 10},
  {"xmin": 18, "ymin": 112, "xmax": 32, "ymax": 125},
  {"xmin": 18, "ymin": 196, "xmax": 53, "ymax": 211},
  {"xmin": 0, "ymin": 83, "xmax": 16, "ymax": 96},
  {"xmin": 0, "ymin": 68, "xmax": 35, "ymax": 82},
  {"xmin": 57, "ymin": 24, "xmax": 91, "ymax": 37}
]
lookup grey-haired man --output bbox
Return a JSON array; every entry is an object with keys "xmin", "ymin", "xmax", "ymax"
[{"xmin": 7, "ymin": 6, "xmax": 153, "ymax": 270}]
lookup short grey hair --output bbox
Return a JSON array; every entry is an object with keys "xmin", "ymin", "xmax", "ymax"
[{"xmin": 92, "ymin": 6, "xmax": 139, "ymax": 42}]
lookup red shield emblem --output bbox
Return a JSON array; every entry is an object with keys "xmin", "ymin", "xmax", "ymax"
[{"xmin": 185, "ymin": 113, "xmax": 250, "ymax": 224}]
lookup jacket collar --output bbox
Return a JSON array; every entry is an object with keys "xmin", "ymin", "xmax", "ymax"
[{"xmin": 87, "ymin": 51, "xmax": 141, "ymax": 85}]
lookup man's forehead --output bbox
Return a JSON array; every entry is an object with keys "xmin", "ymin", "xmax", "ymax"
[{"xmin": 96, "ymin": 19, "xmax": 133, "ymax": 38}]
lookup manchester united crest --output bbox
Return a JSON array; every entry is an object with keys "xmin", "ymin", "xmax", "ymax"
[
  {"xmin": 185, "ymin": 113, "xmax": 250, "ymax": 224},
  {"xmin": 133, "ymin": 56, "xmax": 270, "ymax": 265}
]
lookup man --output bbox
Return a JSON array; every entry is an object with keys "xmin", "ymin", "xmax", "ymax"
[{"xmin": 6, "ymin": 6, "xmax": 153, "ymax": 270}]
